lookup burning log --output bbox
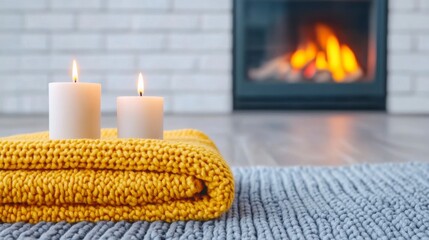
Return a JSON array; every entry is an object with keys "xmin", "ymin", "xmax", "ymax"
[
  {"xmin": 249, "ymin": 24, "xmax": 365, "ymax": 83},
  {"xmin": 343, "ymin": 69, "xmax": 363, "ymax": 83},
  {"xmin": 276, "ymin": 61, "xmax": 291, "ymax": 80},
  {"xmin": 248, "ymin": 56, "xmax": 288, "ymax": 81},
  {"xmin": 313, "ymin": 70, "xmax": 331, "ymax": 83},
  {"xmin": 303, "ymin": 61, "xmax": 317, "ymax": 79},
  {"xmin": 285, "ymin": 70, "xmax": 301, "ymax": 83}
]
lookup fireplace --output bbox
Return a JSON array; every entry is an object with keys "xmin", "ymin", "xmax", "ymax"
[{"xmin": 233, "ymin": 0, "xmax": 387, "ymax": 110}]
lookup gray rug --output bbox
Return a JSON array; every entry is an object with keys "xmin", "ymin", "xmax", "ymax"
[{"xmin": 1, "ymin": 163, "xmax": 429, "ymax": 240}]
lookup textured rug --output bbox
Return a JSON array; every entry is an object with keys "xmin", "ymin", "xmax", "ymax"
[{"xmin": 1, "ymin": 163, "xmax": 429, "ymax": 239}]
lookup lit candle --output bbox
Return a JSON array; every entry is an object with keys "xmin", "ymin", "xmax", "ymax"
[
  {"xmin": 49, "ymin": 60, "xmax": 101, "ymax": 139},
  {"xmin": 117, "ymin": 73, "xmax": 164, "ymax": 139}
]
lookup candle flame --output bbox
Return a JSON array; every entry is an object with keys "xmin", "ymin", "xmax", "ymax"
[
  {"xmin": 72, "ymin": 60, "xmax": 79, "ymax": 83},
  {"xmin": 138, "ymin": 72, "xmax": 144, "ymax": 96}
]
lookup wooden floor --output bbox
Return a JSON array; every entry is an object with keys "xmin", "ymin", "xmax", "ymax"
[{"xmin": 1, "ymin": 112, "xmax": 428, "ymax": 166}]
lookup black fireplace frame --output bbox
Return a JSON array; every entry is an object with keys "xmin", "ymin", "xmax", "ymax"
[{"xmin": 233, "ymin": 0, "xmax": 388, "ymax": 110}]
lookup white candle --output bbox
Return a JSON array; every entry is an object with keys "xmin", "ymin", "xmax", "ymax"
[
  {"xmin": 49, "ymin": 60, "xmax": 101, "ymax": 140},
  {"xmin": 117, "ymin": 73, "xmax": 164, "ymax": 139}
]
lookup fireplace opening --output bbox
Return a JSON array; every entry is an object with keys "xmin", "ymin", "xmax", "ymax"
[
  {"xmin": 249, "ymin": 23, "xmax": 367, "ymax": 83},
  {"xmin": 234, "ymin": 0, "xmax": 387, "ymax": 110}
]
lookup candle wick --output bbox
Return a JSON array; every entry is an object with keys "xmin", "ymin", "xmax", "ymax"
[{"xmin": 139, "ymin": 92, "xmax": 142, "ymax": 97}]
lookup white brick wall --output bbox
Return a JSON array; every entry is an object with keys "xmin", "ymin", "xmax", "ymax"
[
  {"xmin": 51, "ymin": 0, "xmax": 101, "ymax": 9},
  {"xmin": 52, "ymin": 34, "xmax": 103, "ymax": 50},
  {"xmin": 0, "ymin": 14, "xmax": 22, "ymax": 30},
  {"xmin": 388, "ymin": 75, "xmax": 413, "ymax": 93},
  {"xmin": 388, "ymin": 0, "xmax": 429, "ymax": 114},
  {"xmin": 132, "ymin": 14, "xmax": 200, "ymax": 30},
  {"xmin": 25, "ymin": 14, "xmax": 75, "ymax": 30},
  {"xmin": 106, "ymin": 34, "xmax": 166, "ymax": 50},
  {"xmin": 1, "ymin": 0, "xmax": 428, "ymax": 114},
  {"xmin": 0, "ymin": 0, "xmax": 48, "ymax": 10},
  {"xmin": 106, "ymin": 0, "xmax": 170, "ymax": 10},
  {"xmin": 0, "ymin": 34, "xmax": 47, "ymax": 50},
  {"xmin": 0, "ymin": 0, "xmax": 232, "ymax": 114}
]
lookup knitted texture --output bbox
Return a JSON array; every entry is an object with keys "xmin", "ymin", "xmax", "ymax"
[
  {"xmin": 0, "ymin": 129, "xmax": 235, "ymax": 223},
  {"xmin": 0, "ymin": 163, "xmax": 429, "ymax": 239}
]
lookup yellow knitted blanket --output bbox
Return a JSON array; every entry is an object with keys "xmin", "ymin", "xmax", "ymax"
[{"xmin": 0, "ymin": 129, "xmax": 234, "ymax": 223}]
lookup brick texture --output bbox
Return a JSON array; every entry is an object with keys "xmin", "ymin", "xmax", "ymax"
[
  {"xmin": 106, "ymin": 0, "xmax": 171, "ymax": 10},
  {"xmin": 0, "ymin": 0, "xmax": 48, "ymax": 10},
  {"xmin": 388, "ymin": 34, "xmax": 412, "ymax": 52},
  {"xmin": 387, "ymin": 1, "xmax": 429, "ymax": 114},
  {"xmin": 388, "ymin": 96, "xmax": 429, "ymax": 113},
  {"xmin": 52, "ymin": 34, "xmax": 103, "ymax": 50},
  {"xmin": 388, "ymin": 75, "xmax": 413, "ymax": 93},
  {"xmin": 0, "ymin": 0, "xmax": 232, "ymax": 114},
  {"xmin": 107, "ymin": 34, "xmax": 166, "ymax": 50},
  {"xmin": 50, "ymin": 0, "xmax": 102, "ymax": 9},
  {"xmin": 389, "ymin": 0, "xmax": 418, "ymax": 11},
  {"xmin": 415, "ymin": 77, "xmax": 429, "ymax": 93},
  {"xmin": 133, "ymin": 14, "xmax": 200, "ymax": 30},
  {"xmin": 0, "ymin": 15, "xmax": 22, "ymax": 30},
  {"xmin": 0, "ymin": 0, "xmax": 428, "ymax": 114},
  {"xmin": 77, "ymin": 14, "xmax": 132, "ymax": 30},
  {"xmin": 25, "ymin": 14, "xmax": 74, "ymax": 30},
  {"xmin": 0, "ymin": 34, "xmax": 47, "ymax": 51}
]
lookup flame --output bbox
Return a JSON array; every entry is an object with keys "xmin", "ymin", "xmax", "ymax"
[
  {"xmin": 291, "ymin": 24, "xmax": 360, "ymax": 82},
  {"xmin": 305, "ymin": 42, "xmax": 317, "ymax": 60},
  {"xmin": 290, "ymin": 43, "xmax": 317, "ymax": 70},
  {"xmin": 315, "ymin": 52, "xmax": 328, "ymax": 70},
  {"xmin": 341, "ymin": 45, "xmax": 359, "ymax": 73},
  {"xmin": 72, "ymin": 60, "xmax": 78, "ymax": 83},
  {"xmin": 250, "ymin": 24, "xmax": 362, "ymax": 82},
  {"xmin": 290, "ymin": 48, "xmax": 307, "ymax": 69},
  {"xmin": 315, "ymin": 24, "xmax": 334, "ymax": 49},
  {"xmin": 137, "ymin": 72, "xmax": 144, "ymax": 96},
  {"xmin": 303, "ymin": 61, "xmax": 316, "ymax": 79},
  {"xmin": 326, "ymin": 35, "xmax": 345, "ymax": 82}
]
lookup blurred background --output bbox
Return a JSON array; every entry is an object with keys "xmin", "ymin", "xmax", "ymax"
[
  {"xmin": 0, "ymin": 0, "xmax": 429, "ymax": 168},
  {"xmin": 0, "ymin": 0, "xmax": 428, "ymax": 115},
  {"xmin": 0, "ymin": 0, "xmax": 231, "ymax": 114}
]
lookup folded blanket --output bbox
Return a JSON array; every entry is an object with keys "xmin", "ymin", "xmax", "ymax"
[{"xmin": 0, "ymin": 129, "xmax": 234, "ymax": 223}]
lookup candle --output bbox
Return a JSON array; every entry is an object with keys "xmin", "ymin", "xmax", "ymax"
[
  {"xmin": 117, "ymin": 73, "xmax": 164, "ymax": 139},
  {"xmin": 49, "ymin": 60, "xmax": 101, "ymax": 140}
]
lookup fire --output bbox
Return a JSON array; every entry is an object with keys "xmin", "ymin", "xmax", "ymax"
[
  {"xmin": 315, "ymin": 52, "xmax": 328, "ymax": 70},
  {"xmin": 291, "ymin": 49, "xmax": 307, "ymax": 69},
  {"xmin": 326, "ymin": 35, "xmax": 345, "ymax": 82},
  {"xmin": 137, "ymin": 72, "xmax": 144, "ymax": 96},
  {"xmin": 286, "ymin": 24, "xmax": 362, "ymax": 83},
  {"xmin": 72, "ymin": 60, "xmax": 78, "ymax": 83},
  {"xmin": 341, "ymin": 45, "xmax": 359, "ymax": 73}
]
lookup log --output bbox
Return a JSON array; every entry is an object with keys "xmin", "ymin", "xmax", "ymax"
[
  {"xmin": 343, "ymin": 69, "xmax": 363, "ymax": 83},
  {"xmin": 313, "ymin": 70, "xmax": 331, "ymax": 83},
  {"xmin": 285, "ymin": 70, "xmax": 302, "ymax": 83},
  {"xmin": 248, "ymin": 56, "xmax": 287, "ymax": 81}
]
